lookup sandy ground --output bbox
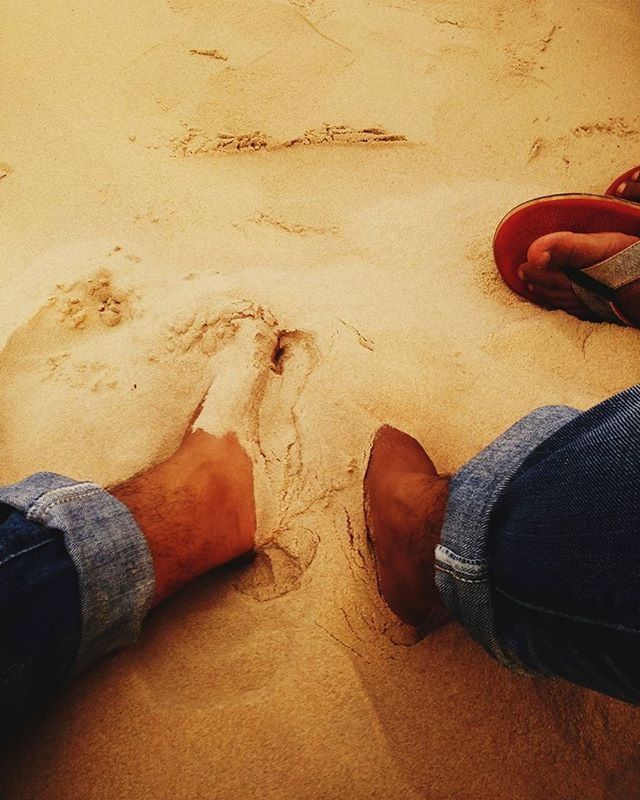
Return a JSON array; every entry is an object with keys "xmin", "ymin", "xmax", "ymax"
[{"xmin": 2, "ymin": 0, "xmax": 640, "ymax": 797}]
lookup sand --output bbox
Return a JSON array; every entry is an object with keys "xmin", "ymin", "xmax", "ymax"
[{"xmin": 1, "ymin": 0, "xmax": 640, "ymax": 797}]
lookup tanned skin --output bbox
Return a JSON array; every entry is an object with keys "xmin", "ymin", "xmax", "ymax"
[{"xmin": 111, "ymin": 429, "xmax": 256, "ymax": 606}]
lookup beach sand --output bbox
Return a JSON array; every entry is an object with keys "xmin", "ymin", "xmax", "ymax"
[{"xmin": 1, "ymin": 0, "xmax": 640, "ymax": 797}]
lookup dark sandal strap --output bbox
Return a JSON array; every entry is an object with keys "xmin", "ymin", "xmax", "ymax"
[{"xmin": 562, "ymin": 265, "xmax": 618, "ymax": 302}]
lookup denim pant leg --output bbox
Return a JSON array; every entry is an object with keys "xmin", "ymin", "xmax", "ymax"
[
  {"xmin": 0, "ymin": 473, "xmax": 155, "ymax": 674},
  {"xmin": 0, "ymin": 505, "xmax": 81, "ymax": 729},
  {"xmin": 0, "ymin": 472, "xmax": 156, "ymax": 727},
  {"xmin": 436, "ymin": 384, "xmax": 640, "ymax": 705}
]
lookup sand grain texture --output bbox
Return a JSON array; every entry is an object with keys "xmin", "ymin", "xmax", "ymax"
[{"xmin": 1, "ymin": 0, "xmax": 640, "ymax": 797}]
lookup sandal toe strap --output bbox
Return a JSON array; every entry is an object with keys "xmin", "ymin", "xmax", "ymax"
[{"xmin": 565, "ymin": 240, "xmax": 640, "ymax": 326}]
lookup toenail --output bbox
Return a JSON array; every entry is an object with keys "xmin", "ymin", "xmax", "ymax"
[
  {"xmin": 632, "ymin": 170, "xmax": 640, "ymax": 182},
  {"xmin": 617, "ymin": 182, "xmax": 627, "ymax": 195},
  {"xmin": 518, "ymin": 267, "xmax": 525, "ymax": 280}
]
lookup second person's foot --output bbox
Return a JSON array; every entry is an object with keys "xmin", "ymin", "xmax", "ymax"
[
  {"xmin": 518, "ymin": 230, "xmax": 640, "ymax": 326},
  {"xmin": 615, "ymin": 169, "xmax": 640, "ymax": 202}
]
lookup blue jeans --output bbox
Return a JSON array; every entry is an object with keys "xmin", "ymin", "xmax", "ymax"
[
  {"xmin": 436, "ymin": 383, "xmax": 640, "ymax": 705},
  {"xmin": 0, "ymin": 474, "xmax": 154, "ymax": 730},
  {"xmin": 1, "ymin": 386, "xmax": 640, "ymax": 726}
]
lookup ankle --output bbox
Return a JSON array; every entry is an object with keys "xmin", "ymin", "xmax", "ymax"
[{"xmin": 111, "ymin": 431, "xmax": 256, "ymax": 606}]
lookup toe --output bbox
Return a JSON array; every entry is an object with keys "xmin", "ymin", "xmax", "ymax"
[
  {"xmin": 528, "ymin": 285, "xmax": 563, "ymax": 308},
  {"xmin": 526, "ymin": 230, "xmax": 583, "ymax": 269},
  {"xmin": 616, "ymin": 178, "xmax": 640, "ymax": 202},
  {"xmin": 529, "ymin": 284, "xmax": 602, "ymax": 321},
  {"xmin": 531, "ymin": 285, "xmax": 578, "ymax": 304},
  {"xmin": 519, "ymin": 261, "xmax": 572, "ymax": 291}
]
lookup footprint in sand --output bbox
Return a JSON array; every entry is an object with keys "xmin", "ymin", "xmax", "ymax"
[
  {"xmin": 0, "ymin": 267, "xmax": 320, "ymax": 600},
  {"xmin": 0, "ymin": 267, "xmax": 144, "ymax": 478},
  {"xmin": 52, "ymin": 268, "xmax": 136, "ymax": 329},
  {"xmin": 192, "ymin": 320, "xmax": 321, "ymax": 601}
]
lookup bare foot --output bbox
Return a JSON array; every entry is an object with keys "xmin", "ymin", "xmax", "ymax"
[
  {"xmin": 616, "ymin": 169, "xmax": 640, "ymax": 202},
  {"xmin": 518, "ymin": 231, "xmax": 640, "ymax": 326},
  {"xmin": 364, "ymin": 425, "xmax": 451, "ymax": 630},
  {"xmin": 111, "ymin": 428, "xmax": 256, "ymax": 605},
  {"xmin": 110, "ymin": 315, "xmax": 282, "ymax": 606}
]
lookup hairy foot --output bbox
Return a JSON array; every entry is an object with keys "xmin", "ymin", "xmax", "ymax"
[
  {"xmin": 364, "ymin": 425, "xmax": 451, "ymax": 630},
  {"xmin": 518, "ymin": 231, "xmax": 640, "ymax": 326},
  {"xmin": 110, "ymin": 315, "xmax": 284, "ymax": 605},
  {"xmin": 616, "ymin": 169, "xmax": 640, "ymax": 202},
  {"xmin": 111, "ymin": 428, "xmax": 256, "ymax": 605}
]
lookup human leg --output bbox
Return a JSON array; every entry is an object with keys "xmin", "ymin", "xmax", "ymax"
[
  {"xmin": 366, "ymin": 385, "xmax": 640, "ymax": 704},
  {"xmin": 0, "ymin": 429, "xmax": 256, "ymax": 728}
]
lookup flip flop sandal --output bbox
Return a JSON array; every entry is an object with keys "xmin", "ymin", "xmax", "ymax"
[
  {"xmin": 493, "ymin": 193, "xmax": 640, "ymax": 325},
  {"xmin": 605, "ymin": 165, "xmax": 640, "ymax": 198}
]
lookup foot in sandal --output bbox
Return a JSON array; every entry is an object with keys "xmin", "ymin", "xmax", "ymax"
[{"xmin": 518, "ymin": 231, "xmax": 640, "ymax": 326}]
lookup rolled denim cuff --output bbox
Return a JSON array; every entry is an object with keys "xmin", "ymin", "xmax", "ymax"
[
  {"xmin": 435, "ymin": 405, "xmax": 580, "ymax": 672},
  {"xmin": 0, "ymin": 472, "xmax": 155, "ymax": 673}
]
